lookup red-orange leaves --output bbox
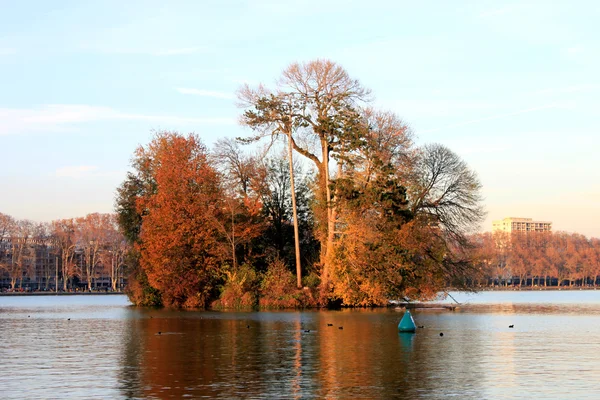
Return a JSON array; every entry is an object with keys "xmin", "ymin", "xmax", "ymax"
[{"xmin": 135, "ymin": 132, "xmax": 224, "ymax": 308}]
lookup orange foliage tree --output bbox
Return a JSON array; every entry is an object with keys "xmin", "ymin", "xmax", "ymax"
[{"xmin": 133, "ymin": 132, "xmax": 226, "ymax": 308}]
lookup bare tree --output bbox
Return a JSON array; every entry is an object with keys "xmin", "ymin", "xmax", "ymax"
[
  {"xmin": 212, "ymin": 138, "xmax": 266, "ymax": 270},
  {"xmin": 8, "ymin": 220, "xmax": 35, "ymax": 289},
  {"xmin": 52, "ymin": 219, "xmax": 78, "ymax": 291},
  {"xmin": 76, "ymin": 213, "xmax": 112, "ymax": 290},
  {"xmin": 100, "ymin": 214, "xmax": 128, "ymax": 291},
  {"xmin": 213, "ymin": 138, "xmax": 256, "ymax": 196},
  {"xmin": 409, "ymin": 143, "xmax": 485, "ymax": 242},
  {"xmin": 30, "ymin": 222, "xmax": 51, "ymax": 290},
  {"xmin": 0, "ymin": 213, "xmax": 16, "ymax": 284}
]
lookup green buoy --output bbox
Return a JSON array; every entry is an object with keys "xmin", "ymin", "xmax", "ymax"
[{"xmin": 398, "ymin": 310, "xmax": 416, "ymax": 333}]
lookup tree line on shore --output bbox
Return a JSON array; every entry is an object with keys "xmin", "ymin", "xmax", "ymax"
[
  {"xmin": 116, "ymin": 59, "xmax": 486, "ymax": 308},
  {"xmin": 469, "ymin": 231, "xmax": 600, "ymax": 287},
  {"xmin": 0, "ymin": 212, "xmax": 127, "ymax": 291}
]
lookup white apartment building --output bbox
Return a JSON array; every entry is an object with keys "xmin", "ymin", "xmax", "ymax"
[{"xmin": 492, "ymin": 217, "xmax": 552, "ymax": 233}]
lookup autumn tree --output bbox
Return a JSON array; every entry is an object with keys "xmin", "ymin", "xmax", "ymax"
[
  {"xmin": 239, "ymin": 59, "xmax": 370, "ymax": 287},
  {"xmin": 123, "ymin": 131, "xmax": 226, "ymax": 308}
]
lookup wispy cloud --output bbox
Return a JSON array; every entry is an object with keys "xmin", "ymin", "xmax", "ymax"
[
  {"xmin": 0, "ymin": 104, "xmax": 235, "ymax": 135},
  {"xmin": 421, "ymin": 105, "xmax": 559, "ymax": 133},
  {"xmin": 176, "ymin": 87, "xmax": 235, "ymax": 99}
]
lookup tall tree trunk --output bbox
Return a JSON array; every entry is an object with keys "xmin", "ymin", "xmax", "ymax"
[
  {"xmin": 62, "ymin": 252, "xmax": 69, "ymax": 291},
  {"xmin": 231, "ymin": 207, "xmax": 236, "ymax": 270},
  {"xmin": 55, "ymin": 255, "xmax": 58, "ymax": 292},
  {"xmin": 286, "ymin": 133, "xmax": 302, "ymax": 288},
  {"xmin": 321, "ymin": 139, "xmax": 334, "ymax": 286}
]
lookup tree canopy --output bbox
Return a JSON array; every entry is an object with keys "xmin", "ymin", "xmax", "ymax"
[{"xmin": 116, "ymin": 59, "xmax": 487, "ymax": 308}]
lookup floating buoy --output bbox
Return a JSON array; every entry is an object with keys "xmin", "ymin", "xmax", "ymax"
[{"xmin": 398, "ymin": 310, "xmax": 416, "ymax": 333}]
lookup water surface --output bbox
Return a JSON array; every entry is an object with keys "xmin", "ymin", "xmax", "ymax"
[{"xmin": 1, "ymin": 292, "xmax": 600, "ymax": 399}]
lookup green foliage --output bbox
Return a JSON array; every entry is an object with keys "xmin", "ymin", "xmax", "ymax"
[
  {"xmin": 258, "ymin": 157, "xmax": 319, "ymax": 273},
  {"xmin": 302, "ymin": 271, "xmax": 321, "ymax": 289},
  {"xmin": 115, "ymin": 173, "xmax": 145, "ymax": 244},
  {"xmin": 212, "ymin": 264, "xmax": 259, "ymax": 310},
  {"xmin": 125, "ymin": 257, "xmax": 163, "ymax": 307},
  {"xmin": 258, "ymin": 259, "xmax": 318, "ymax": 309}
]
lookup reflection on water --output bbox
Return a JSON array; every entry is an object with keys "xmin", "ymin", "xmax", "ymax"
[{"xmin": 2, "ymin": 293, "xmax": 600, "ymax": 399}]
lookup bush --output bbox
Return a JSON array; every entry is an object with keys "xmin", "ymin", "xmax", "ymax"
[
  {"xmin": 258, "ymin": 259, "xmax": 319, "ymax": 309},
  {"xmin": 211, "ymin": 264, "xmax": 259, "ymax": 310},
  {"xmin": 126, "ymin": 266, "xmax": 163, "ymax": 307}
]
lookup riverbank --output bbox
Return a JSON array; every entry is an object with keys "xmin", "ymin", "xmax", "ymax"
[
  {"xmin": 0, "ymin": 291, "xmax": 125, "ymax": 296},
  {"xmin": 467, "ymin": 286, "xmax": 599, "ymax": 291}
]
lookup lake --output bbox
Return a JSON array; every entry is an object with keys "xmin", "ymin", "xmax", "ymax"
[{"xmin": 1, "ymin": 291, "xmax": 600, "ymax": 399}]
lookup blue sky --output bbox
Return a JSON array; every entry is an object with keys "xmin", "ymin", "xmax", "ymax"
[{"xmin": 1, "ymin": 0, "xmax": 598, "ymax": 237}]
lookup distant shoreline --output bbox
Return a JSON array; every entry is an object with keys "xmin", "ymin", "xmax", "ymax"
[
  {"xmin": 0, "ymin": 292, "xmax": 125, "ymax": 296},
  {"xmin": 468, "ymin": 287, "xmax": 599, "ymax": 291}
]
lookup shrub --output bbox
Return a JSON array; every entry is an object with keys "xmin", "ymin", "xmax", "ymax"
[
  {"xmin": 211, "ymin": 264, "xmax": 259, "ymax": 310},
  {"xmin": 126, "ymin": 266, "xmax": 163, "ymax": 307},
  {"xmin": 258, "ymin": 259, "xmax": 319, "ymax": 309}
]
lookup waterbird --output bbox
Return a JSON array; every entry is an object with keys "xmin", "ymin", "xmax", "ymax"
[
  {"xmin": 417, "ymin": 326, "xmax": 424, "ymax": 329},
  {"xmin": 247, "ymin": 325, "xmax": 250, "ymax": 329},
  {"xmin": 509, "ymin": 325, "xmax": 514, "ymax": 328},
  {"xmin": 327, "ymin": 323, "xmax": 333, "ymax": 326},
  {"xmin": 67, "ymin": 318, "xmax": 71, "ymax": 321},
  {"xmin": 158, "ymin": 331, "xmax": 161, "ymax": 335},
  {"xmin": 304, "ymin": 330, "xmax": 310, "ymax": 333},
  {"xmin": 439, "ymin": 332, "xmax": 444, "ymax": 337},
  {"xmin": 338, "ymin": 326, "xmax": 343, "ymax": 330}
]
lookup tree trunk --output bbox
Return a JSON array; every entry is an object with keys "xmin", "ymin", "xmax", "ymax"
[
  {"xmin": 231, "ymin": 208, "xmax": 236, "ymax": 270},
  {"xmin": 62, "ymin": 252, "xmax": 69, "ymax": 291},
  {"xmin": 111, "ymin": 253, "xmax": 117, "ymax": 291},
  {"xmin": 286, "ymin": 132, "xmax": 302, "ymax": 288},
  {"xmin": 321, "ymin": 139, "xmax": 332, "ymax": 286},
  {"xmin": 321, "ymin": 139, "xmax": 339, "ymax": 291}
]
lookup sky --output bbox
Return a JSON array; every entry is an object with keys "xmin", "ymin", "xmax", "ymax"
[{"xmin": 0, "ymin": 0, "xmax": 599, "ymax": 237}]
